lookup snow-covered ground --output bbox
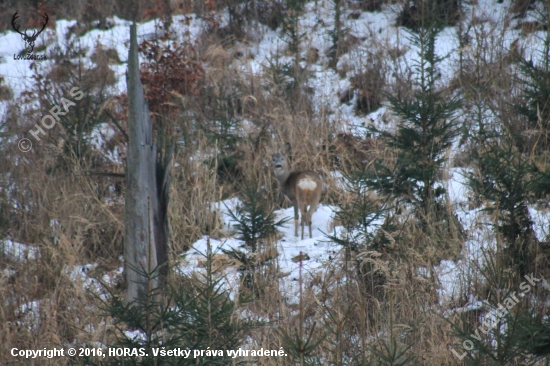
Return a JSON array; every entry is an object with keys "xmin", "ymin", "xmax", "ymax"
[
  {"xmin": 190, "ymin": 204, "xmax": 336, "ymax": 269},
  {"xmin": 1, "ymin": 0, "xmax": 550, "ymax": 323},
  {"xmin": 176, "ymin": 203, "xmax": 338, "ymax": 302}
]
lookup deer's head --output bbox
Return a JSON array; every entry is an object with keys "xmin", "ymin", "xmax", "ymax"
[{"xmin": 272, "ymin": 143, "xmax": 291, "ymax": 177}]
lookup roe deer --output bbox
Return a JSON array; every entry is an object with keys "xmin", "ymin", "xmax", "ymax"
[{"xmin": 272, "ymin": 143, "xmax": 322, "ymax": 240}]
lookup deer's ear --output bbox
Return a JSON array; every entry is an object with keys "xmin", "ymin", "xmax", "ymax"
[{"xmin": 283, "ymin": 142, "xmax": 291, "ymax": 154}]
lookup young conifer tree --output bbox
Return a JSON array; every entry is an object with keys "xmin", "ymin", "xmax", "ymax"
[
  {"xmin": 515, "ymin": 24, "xmax": 550, "ymax": 156},
  {"xmin": 223, "ymin": 183, "xmax": 287, "ymax": 295},
  {"xmin": 448, "ymin": 249, "xmax": 550, "ymax": 364},
  {"xmin": 513, "ymin": 13, "xmax": 550, "ymax": 198},
  {"xmin": 90, "ymin": 241, "xmax": 253, "ymax": 365},
  {"xmin": 366, "ymin": 21, "xmax": 461, "ymax": 231},
  {"xmin": 466, "ymin": 10, "xmax": 550, "ymax": 277}
]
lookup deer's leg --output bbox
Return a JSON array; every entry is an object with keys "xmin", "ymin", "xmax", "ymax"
[
  {"xmin": 301, "ymin": 204, "xmax": 309, "ymax": 240},
  {"xmin": 308, "ymin": 210, "xmax": 313, "ymax": 238},
  {"xmin": 301, "ymin": 218, "xmax": 305, "ymax": 240},
  {"xmin": 301, "ymin": 206, "xmax": 311, "ymax": 239},
  {"xmin": 293, "ymin": 201, "xmax": 299, "ymax": 237}
]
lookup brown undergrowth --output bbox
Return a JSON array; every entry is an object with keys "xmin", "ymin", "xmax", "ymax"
[{"xmin": 0, "ymin": 0, "xmax": 549, "ymax": 364}]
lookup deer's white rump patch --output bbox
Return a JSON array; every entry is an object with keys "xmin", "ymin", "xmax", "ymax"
[{"xmin": 298, "ymin": 178, "xmax": 317, "ymax": 191}]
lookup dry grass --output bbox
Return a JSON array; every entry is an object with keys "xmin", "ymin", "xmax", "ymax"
[{"xmin": 1, "ymin": 1, "xmax": 550, "ymax": 365}]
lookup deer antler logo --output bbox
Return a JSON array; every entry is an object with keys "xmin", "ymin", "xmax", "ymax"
[{"xmin": 12, "ymin": 11, "xmax": 49, "ymax": 54}]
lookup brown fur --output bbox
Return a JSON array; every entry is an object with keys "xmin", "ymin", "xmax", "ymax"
[{"xmin": 272, "ymin": 144, "xmax": 322, "ymax": 239}]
